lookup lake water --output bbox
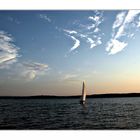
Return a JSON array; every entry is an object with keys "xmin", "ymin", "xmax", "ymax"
[{"xmin": 0, "ymin": 97, "xmax": 140, "ymax": 129}]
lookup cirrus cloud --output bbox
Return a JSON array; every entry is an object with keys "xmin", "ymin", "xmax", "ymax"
[
  {"xmin": 64, "ymin": 30, "xmax": 80, "ymax": 52},
  {"xmin": 106, "ymin": 39, "xmax": 127, "ymax": 55},
  {"xmin": 64, "ymin": 11, "xmax": 104, "ymax": 53},
  {"xmin": 106, "ymin": 10, "xmax": 140, "ymax": 55},
  {"xmin": 39, "ymin": 14, "xmax": 51, "ymax": 23},
  {"xmin": 115, "ymin": 10, "xmax": 140, "ymax": 39},
  {"xmin": 69, "ymin": 35, "xmax": 80, "ymax": 51},
  {"xmin": 63, "ymin": 74, "xmax": 78, "ymax": 81},
  {"xmin": 21, "ymin": 61, "xmax": 49, "ymax": 80},
  {"xmin": 0, "ymin": 31, "xmax": 19, "ymax": 69},
  {"xmin": 113, "ymin": 11, "xmax": 126, "ymax": 29},
  {"xmin": 63, "ymin": 29, "xmax": 77, "ymax": 34}
]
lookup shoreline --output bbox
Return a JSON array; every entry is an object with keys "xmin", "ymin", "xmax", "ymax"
[{"xmin": 0, "ymin": 93, "xmax": 140, "ymax": 99}]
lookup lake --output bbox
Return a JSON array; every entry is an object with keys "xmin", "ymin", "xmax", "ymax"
[{"xmin": 0, "ymin": 97, "xmax": 140, "ymax": 129}]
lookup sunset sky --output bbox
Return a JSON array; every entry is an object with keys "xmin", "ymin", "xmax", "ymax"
[{"xmin": 1, "ymin": 10, "xmax": 140, "ymax": 96}]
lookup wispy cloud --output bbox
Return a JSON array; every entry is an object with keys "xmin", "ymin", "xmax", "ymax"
[
  {"xmin": 87, "ymin": 36, "xmax": 102, "ymax": 49},
  {"xmin": 39, "ymin": 14, "xmax": 51, "ymax": 23},
  {"xmin": 22, "ymin": 62, "xmax": 48, "ymax": 71},
  {"xmin": 64, "ymin": 29, "xmax": 80, "ymax": 52},
  {"xmin": 115, "ymin": 10, "xmax": 140, "ymax": 39},
  {"xmin": 63, "ymin": 74, "xmax": 78, "ymax": 81},
  {"xmin": 88, "ymin": 15, "xmax": 101, "ymax": 25},
  {"xmin": 63, "ymin": 11, "xmax": 104, "ymax": 53},
  {"xmin": 87, "ymin": 24, "xmax": 95, "ymax": 30},
  {"xmin": 0, "ymin": 31, "xmax": 19, "ymax": 69},
  {"xmin": 21, "ymin": 61, "xmax": 49, "ymax": 80},
  {"xmin": 85, "ymin": 11, "xmax": 103, "ymax": 48},
  {"xmin": 106, "ymin": 10, "xmax": 140, "ymax": 55},
  {"xmin": 88, "ymin": 11, "xmax": 103, "ymax": 26},
  {"xmin": 106, "ymin": 39, "xmax": 127, "ymax": 55},
  {"xmin": 112, "ymin": 11, "xmax": 126, "ymax": 29},
  {"xmin": 63, "ymin": 29, "xmax": 77, "ymax": 34},
  {"xmin": 69, "ymin": 35, "xmax": 80, "ymax": 51},
  {"xmin": 94, "ymin": 27, "xmax": 100, "ymax": 33},
  {"xmin": 136, "ymin": 16, "xmax": 140, "ymax": 28},
  {"xmin": 87, "ymin": 38, "xmax": 96, "ymax": 48}
]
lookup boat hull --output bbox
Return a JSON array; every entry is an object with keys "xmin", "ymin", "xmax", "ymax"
[{"xmin": 80, "ymin": 100, "xmax": 86, "ymax": 104}]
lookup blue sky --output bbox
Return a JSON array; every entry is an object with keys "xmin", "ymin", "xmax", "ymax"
[{"xmin": 1, "ymin": 10, "xmax": 140, "ymax": 96}]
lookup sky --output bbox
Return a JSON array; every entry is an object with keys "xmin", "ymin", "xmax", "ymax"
[{"xmin": 1, "ymin": 10, "xmax": 140, "ymax": 96}]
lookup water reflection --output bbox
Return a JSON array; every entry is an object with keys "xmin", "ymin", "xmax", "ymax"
[
  {"xmin": 0, "ymin": 98, "xmax": 140, "ymax": 129},
  {"xmin": 80, "ymin": 102, "xmax": 89, "ymax": 116}
]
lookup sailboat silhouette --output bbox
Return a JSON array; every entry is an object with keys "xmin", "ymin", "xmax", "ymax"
[{"xmin": 80, "ymin": 81, "xmax": 86, "ymax": 104}]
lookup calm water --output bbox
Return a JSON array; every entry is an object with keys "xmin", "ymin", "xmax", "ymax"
[{"xmin": 0, "ymin": 97, "xmax": 140, "ymax": 129}]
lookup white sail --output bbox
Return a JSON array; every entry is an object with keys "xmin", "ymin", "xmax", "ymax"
[{"xmin": 81, "ymin": 81, "xmax": 86, "ymax": 102}]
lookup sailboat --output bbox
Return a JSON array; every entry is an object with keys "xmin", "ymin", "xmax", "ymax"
[{"xmin": 80, "ymin": 81, "xmax": 86, "ymax": 104}]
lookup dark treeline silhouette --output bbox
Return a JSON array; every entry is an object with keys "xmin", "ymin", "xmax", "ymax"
[{"xmin": 0, "ymin": 93, "xmax": 140, "ymax": 99}]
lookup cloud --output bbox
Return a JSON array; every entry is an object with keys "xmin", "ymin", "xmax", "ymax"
[
  {"xmin": 24, "ymin": 70, "xmax": 37, "ymax": 80},
  {"xmin": 115, "ymin": 25, "xmax": 125, "ymax": 39},
  {"xmin": 63, "ymin": 74, "xmax": 78, "ymax": 81},
  {"xmin": 88, "ymin": 12, "xmax": 103, "ymax": 26},
  {"xmin": 96, "ymin": 37, "xmax": 102, "ymax": 45},
  {"xmin": 88, "ymin": 16, "xmax": 100, "ymax": 24},
  {"xmin": 115, "ymin": 10, "xmax": 140, "ymax": 39},
  {"xmin": 87, "ymin": 37, "xmax": 102, "ymax": 49},
  {"xmin": 0, "ymin": 31, "xmax": 19, "ymax": 69},
  {"xmin": 22, "ymin": 62, "xmax": 48, "ymax": 71},
  {"xmin": 63, "ymin": 11, "xmax": 104, "ymax": 54},
  {"xmin": 127, "ymin": 33, "xmax": 135, "ymax": 38},
  {"xmin": 137, "ymin": 21, "xmax": 140, "ymax": 28},
  {"xmin": 79, "ymin": 33, "xmax": 87, "ymax": 38},
  {"xmin": 21, "ymin": 62, "xmax": 49, "ymax": 80},
  {"xmin": 69, "ymin": 36, "xmax": 80, "ymax": 51},
  {"xmin": 94, "ymin": 27, "xmax": 100, "ymax": 33},
  {"xmin": 113, "ymin": 11, "xmax": 126, "ymax": 29},
  {"xmin": 63, "ymin": 29, "xmax": 77, "ymax": 34},
  {"xmin": 88, "ymin": 16, "xmax": 95, "ymax": 20},
  {"xmin": 87, "ymin": 38, "xmax": 94, "ymax": 43},
  {"xmin": 86, "ymin": 11, "xmax": 103, "ymax": 47},
  {"xmin": 64, "ymin": 29, "xmax": 80, "ymax": 52},
  {"xmin": 87, "ymin": 24, "xmax": 95, "ymax": 30},
  {"xmin": 124, "ymin": 10, "xmax": 140, "ymax": 24},
  {"xmin": 87, "ymin": 38, "xmax": 96, "ymax": 48},
  {"xmin": 106, "ymin": 10, "xmax": 140, "ymax": 55},
  {"xmin": 106, "ymin": 39, "xmax": 127, "ymax": 55},
  {"xmin": 39, "ymin": 14, "xmax": 51, "ymax": 23}
]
